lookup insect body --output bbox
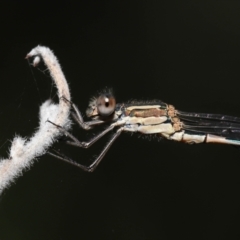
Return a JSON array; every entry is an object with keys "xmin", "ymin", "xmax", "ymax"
[{"xmin": 48, "ymin": 89, "xmax": 240, "ymax": 172}]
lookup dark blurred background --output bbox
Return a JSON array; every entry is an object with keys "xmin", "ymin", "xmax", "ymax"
[{"xmin": 1, "ymin": 1, "xmax": 240, "ymax": 239}]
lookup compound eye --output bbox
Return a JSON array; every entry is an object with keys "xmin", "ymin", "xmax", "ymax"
[{"xmin": 97, "ymin": 95, "xmax": 116, "ymax": 117}]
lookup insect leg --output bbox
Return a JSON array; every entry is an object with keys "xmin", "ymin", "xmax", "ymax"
[
  {"xmin": 61, "ymin": 96, "xmax": 105, "ymax": 130},
  {"xmin": 48, "ymin": 127, "xmax": 123, "ymax": 172},
  {"xmin": 48, "ymin": 120, "xmax": 116, "ymax": 148}
]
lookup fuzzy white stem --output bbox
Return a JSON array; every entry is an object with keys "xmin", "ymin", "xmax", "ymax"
[{"xmin": 0, "ymin": 46, "xmax": 71, "ymax": 194}]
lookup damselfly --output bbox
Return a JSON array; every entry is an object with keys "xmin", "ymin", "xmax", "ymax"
[{"xmin": 48, "ymin": 89, "xmax": 240, "ymax": 172}]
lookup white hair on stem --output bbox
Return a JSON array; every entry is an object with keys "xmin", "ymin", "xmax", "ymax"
[{"xmin": 0, "ymin": 46, "xmax": 71, "ymax": 194}]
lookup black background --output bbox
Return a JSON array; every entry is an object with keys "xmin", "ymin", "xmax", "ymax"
[{"xmin": 1, "ymin": 1, "xmax": 240, "ymax": 239}]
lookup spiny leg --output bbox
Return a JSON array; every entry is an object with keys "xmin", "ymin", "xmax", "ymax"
[
  {"xmin": 48, "ymin": 128, "xmax": 123, "ymax": 172},
  {"xmin": 61, "ymin": 96, "xmax": 105, "ymax": 130},
  {"xmin": 48, "ymin": 150, "xmax": 89, "ymax": 170},
  {"xmin": 47, "ymin": 120, "xmax": 116, "ymax": 148},
  {"xmin": 71, "ymin": 112, "xmax": 104, "ymax": 129}
]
